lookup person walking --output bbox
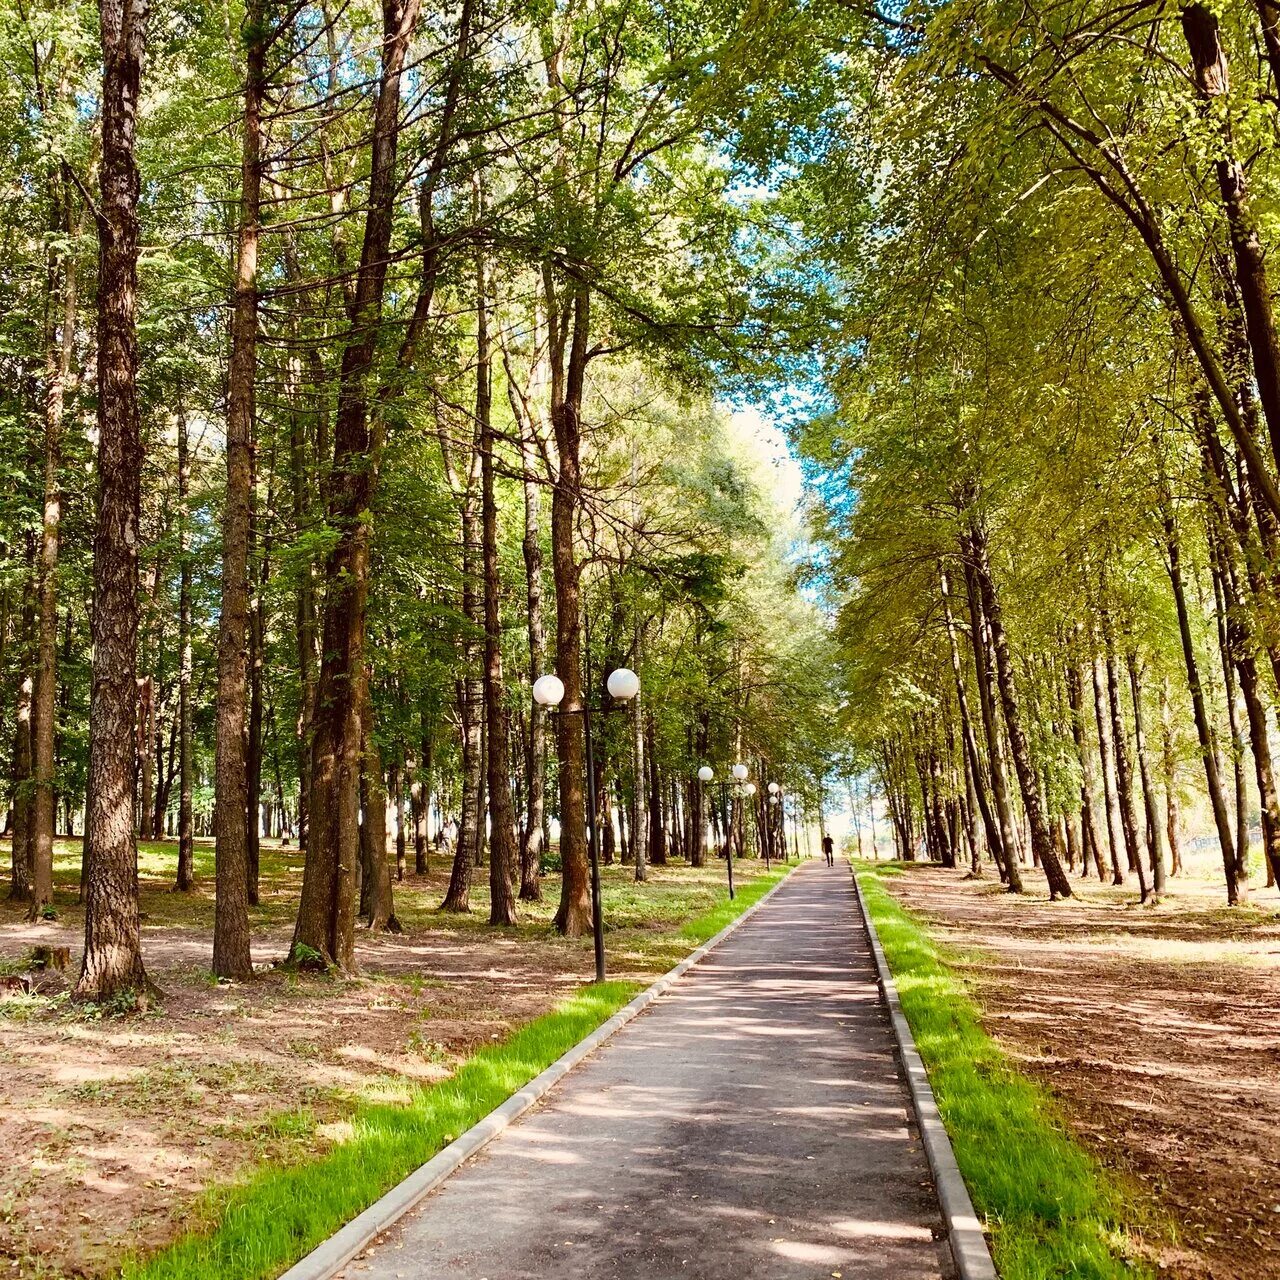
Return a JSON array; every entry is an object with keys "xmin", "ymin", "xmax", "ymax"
[{"xmin": 822, "ymin": 833, "xmax": 834, "ymax": 866}]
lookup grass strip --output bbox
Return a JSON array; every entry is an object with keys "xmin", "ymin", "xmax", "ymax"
[
  {"xmin": 854, "ymin": 861, "xmax": 1160, "ymax": 1280},
  {"xmin": 127, "ymin": 867, "xmax": 790, "ymax": 1280},
  {"xmin": 678, "ymin": 864, "xmax": 788, "ymax": 943}
]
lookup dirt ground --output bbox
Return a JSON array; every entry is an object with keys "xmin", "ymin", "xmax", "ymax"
[
  {"xmin": 877, "ymin": 857, "xmax": 1280, "ymax": 1280},
  {"xmin": 0, "ymin": 838, "xmax": 759, "ymax": 1279}
]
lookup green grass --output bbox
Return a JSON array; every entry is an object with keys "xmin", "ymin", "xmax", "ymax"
[
  {"xmin": 122, "ymin": 982, "xmax": 639, "ymax": 1280},
  {"xmin": 123, "ymin": 862, "xmax": 792, "ymax": 1280},
  {"xmin": 854, "ymin": 861, "xmax": 1162, "ymax": 1279}
]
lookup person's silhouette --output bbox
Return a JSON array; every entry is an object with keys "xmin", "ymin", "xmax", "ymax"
[{"xmin": 821, "ymin": 834, "xmax": 834, "ymax": 866}]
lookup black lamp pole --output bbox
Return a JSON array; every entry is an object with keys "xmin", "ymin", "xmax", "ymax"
[{"xmin": 581, "ymin": 702, "xmax": 606, "ymax": 983}]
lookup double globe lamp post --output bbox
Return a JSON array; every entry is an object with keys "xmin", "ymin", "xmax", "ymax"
[
  {"xmin": 697, "ymin": 762, "xmax": 756, "ymax": 900},
  {"xmin": 532, "ymin": 666, "xmax": 640, "ymax": 983}
]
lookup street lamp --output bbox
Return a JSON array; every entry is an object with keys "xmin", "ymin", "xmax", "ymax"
[
  {"xmin": 698, "ymin": 763, "xmax": 751, "ymax": 900},
  {"xmin": 534, "ymin": 666, "xmax": 639, "ymax": 983}
]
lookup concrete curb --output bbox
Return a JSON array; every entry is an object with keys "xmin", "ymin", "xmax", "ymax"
[
  {"xmin": 849, "ymin": 864, "xmax": 1000, "ymax": 1280},
  {"xmin": 278, "ymin": 864, "xmax": 798, "ymax": 1280}
]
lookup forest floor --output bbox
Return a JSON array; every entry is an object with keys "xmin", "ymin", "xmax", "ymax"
[
  {"xmin": 0, "ymin": 838, "xmax": 767, "ymax": 1279},
  {"xmin": 872, "ymin": 856, "xmax": 1280, "ymax": 1280}
]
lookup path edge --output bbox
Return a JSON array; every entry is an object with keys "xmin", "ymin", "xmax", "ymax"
[
  {"xmin": 849, "ymin": 863, "xmax": 1000, "ymax": 1280},
  {"xmin": 278, "ymin": 865, "xmax": 798, "ymax": 1280}
]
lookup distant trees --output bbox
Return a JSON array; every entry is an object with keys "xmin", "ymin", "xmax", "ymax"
[
  {"xmin": 0, "ymin": 0, "xmax": 836, "ymax": 999},
  {"xmin": 773, "ymin": 0, "xmax": 1280, "ymax": 903}
]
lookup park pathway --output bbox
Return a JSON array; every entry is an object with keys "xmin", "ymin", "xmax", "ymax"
[{"xmin": 339, "ymin": 862, "xmax": 950, "ymax": 1279}]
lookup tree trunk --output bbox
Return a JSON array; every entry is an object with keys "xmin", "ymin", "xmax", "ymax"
[
  {"xmin": 478, "ymin": 247, "xmax": 518, "ymax": 927},
  {"xmin": 75, "ymin": 0, "xmax": 152, "ymax": 1003},
  {"xmin": 1126, "ymin": 650, "xmax": 1165, "ymax": 896},
  {"xmin": 1090, "ymin": 656, "xmax": 1126, "ymax": 884},
  {"xmin": 960, "ymin": 545, "xmax": 1022, "ymax": 889},
  {"xmin": 1065, "ymin": 658, "xmax": 1106, "ymax": 881},
  {"xmin": 10, "ymin": 589, "xmax": 35, "ymax": 904},
  {"xmin": 548, "ymin": 279, "xmax": 592, "ymax": 934},
  {"xmin": 1159, "ymin": 677, "xmax": 1183, "ymax": 876},
  {"xmin": 1164, "ymin": 509, "xmax": 1242, "ymax": 901},
  {"xmin": 212, "ymin": 0, "xmax": 263, "ymax": 981},
  {"xmin": 968, "ymin": 523, "xmax": 1072, "ymax": 899},
  {"xmin": 359, "ymin": 687, "xmax": 399, "ymax": 933},
  {"xmin": 392, "ymin": 755, "xmax": 406, "ymax": 882},
  {"xmin": 1104, "ymin": 630, "xmax": 1146, "ymax": 893},
  {"xmin": 292, "ymin": 0, "xmax": 423, "ymax": 969},
  {"xmin": 632, "ymin": 683, "xmax": 648, "ymax": 883},
  {"xmin": 30, "ymin": 195, "xmax": 79, "ymax": 916},
  {"xmin": 175, "ymin": 412, "xmax": 195, "ymax": 891},
  {"xmin": 940, "ymin": 567, "xmax": 1003, "ymax": 874},
  {"xmin": 1182, "ymin": 4, "xmax": 1280, "ymax": 478}
]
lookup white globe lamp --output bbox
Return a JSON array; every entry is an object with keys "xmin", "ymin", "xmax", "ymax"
[
  {"xmin": 697, "ymin": 765, "xmax": 714, "ymax": 783},
  {"xmin": 731, "ymin": 763, "xmax": 748, "ymax": 782},
  {"xmin": 532, "ymin": 674, "xmax": 565, "ymax": 708},
  {"xmin": 606, "ymin": 667, "xmax": 640, "ymax": 701}
]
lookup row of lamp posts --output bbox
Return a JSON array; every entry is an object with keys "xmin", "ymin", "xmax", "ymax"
[{"xmin": 530, "ymin": 663, "xmax": 788, "ymax": 983}]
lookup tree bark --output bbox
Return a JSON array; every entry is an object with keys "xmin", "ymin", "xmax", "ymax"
[
  {"xmin": 960, "ymin": 542, "xmax": 1022, "ymax": 889},
  {"xmin": 968, "ymin": 522, "xmax": 1072, "ymax": 898},
  {"xmin": 30, "ymin": 192, "xmax": 79, "ymax": 916},
  {"xmin": 1065, "ymin": 657, "xmax": 1106, "ymax": 881},
  {"xmin": 1090, "ymin": 655, "xmax": 1126, "ymax": 884},
  {"xmin": 212, "ymin": 0, "xmax": 264, "ymax": 981},
  {"xmin": 359, "ymin": 685, "xmax": 399, "ymax": 932},
  {"xmin": 1164, "ymin": 508, "xmax": 1242, "ymax": 902},
  {"xmin": 174, "ymin": 410, "xmax": 196, "ymax": 891},
  {"xmin": 75, "ymin": 0, "xmax": 152, "ymax": 1003},
  {"xmin": 1182, "ymin": 3, "xmax": 1280, "ymax": 478},
  {"xmin": 478, "ymin": 247, "xmax": 518, "ymax": 927},
  {"xmin": 547, "ymin": 277, "xmax": 592, "ymax": 933},
  {"xmin": 292, "ymin": 0, "xmax": 422, "ymax": 969}
]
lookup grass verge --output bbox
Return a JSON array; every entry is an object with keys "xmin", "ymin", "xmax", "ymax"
[
  {"xmin": 126, "ymin": 864, "xmax": 792, "ymax": 1280},
  {"xmin": 854, "ymin": 861, "xmax": 1160, "ymax": 1280}
]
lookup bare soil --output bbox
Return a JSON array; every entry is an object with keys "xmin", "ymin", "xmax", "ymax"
[
  {"xmin": 0, "ymin": 839, "xmax": 754, "ymax": 1279},
  {"xmin": 878, "ymin": 858, "xmax": 1280, "ymax": 1280}
]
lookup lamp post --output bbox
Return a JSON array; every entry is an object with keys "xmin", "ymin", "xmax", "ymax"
[
  {"xmin": 766, "ymin": 781, "xmax": 782, "ymax": 868},
  {"xmin": 533, "ymin": 666, "xmax": 639, "ymax": 983},
  {"xmin": 698, "ymin": 763, "xmax": 751, "ymax": 900}
]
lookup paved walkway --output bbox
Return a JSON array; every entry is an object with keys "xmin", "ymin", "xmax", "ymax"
[{"xmin": 340, "ymin": 862, "xmax": 950, "ymax": 1279}]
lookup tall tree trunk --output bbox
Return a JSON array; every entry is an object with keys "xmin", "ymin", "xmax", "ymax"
[
  {"xmin": 547, "ymin": 278, "xmax": 591, "ymax": 934},
  {"xmin": 632, "ymin": 682, "xmax": 648, "ymax": 883},
  {"xmin": 968, "ymin": 523, "xmax": 1072, "ymax": 899},
  {"xmin": 245, "ymin": 463, "xmax": 267, "ymax": 907},
  {"xmin": 392, "ymin": 755, "xmax": 406, "ymax": 881},
  {"xmin": 1182, "ymin": 4, "xmax": 1280, "ymax": 477},
  {"xmin": 940, "ymin": 567, "xmax": 1003, "ymax": 874},
  {"xmin": 175, "ymin": 413, "xmax": 195, "ymax": 891},
  {"xmin": 1164, "ymin": 508, "xmax": 1242, "ymax": 901},
  {"xmin": 1159, "ymin": 677, "xmax": 1183, "ymax": 876},
  {"xmin": 511, "ymin": 328, "xmax": 547, "ymax": 902},
  {"xmin": 292, "ymin": 0, "xmax": 423, "ymax": 968},
  {"xmin": 1104, "ymin": 627, "xmax": 1145, "ymax": 891},
  {"xmin": 1127, "ymin": 650, "xmax": 1166, "ymax": 896},
  {"xmin": 1065, "ymin": 657, "xmax": 1106, "ymax": 881},
  {"xmin": 961, "ymin": 544, "xmax": 1022, "ymax": 890},
  {"xmin": 1090, "ymin": 656, "xmax": 1126, "ymax": 884},
  {"xmin": 10, "ymin": 582, "xmax": 35, "ymax": 904},
  {"xmin": 414, "ymin": 717, "xmax": 432, "ymax": 874},
  {"xmin": 30, "ymin": 195, "xmax": 79, "ymax": 916},
  {"xmin": 75, "ymin": 0, "xmax": 151, "ymax": 1002},
  {"xmin": 212, "ymin": 0, "xmax": 264, "ymax": 981},
  {"xmin": 359, "ymin": 684, "xmax": 398, "ymax": 932},
  {"xmin": 478, "ymin": 247, "xmax": 518, "ymax": 927}
]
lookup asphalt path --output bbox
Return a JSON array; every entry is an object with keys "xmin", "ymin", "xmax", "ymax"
[{"xmin": 340, "ymin": 860, "xmax": 951, "ymax": 1279}]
